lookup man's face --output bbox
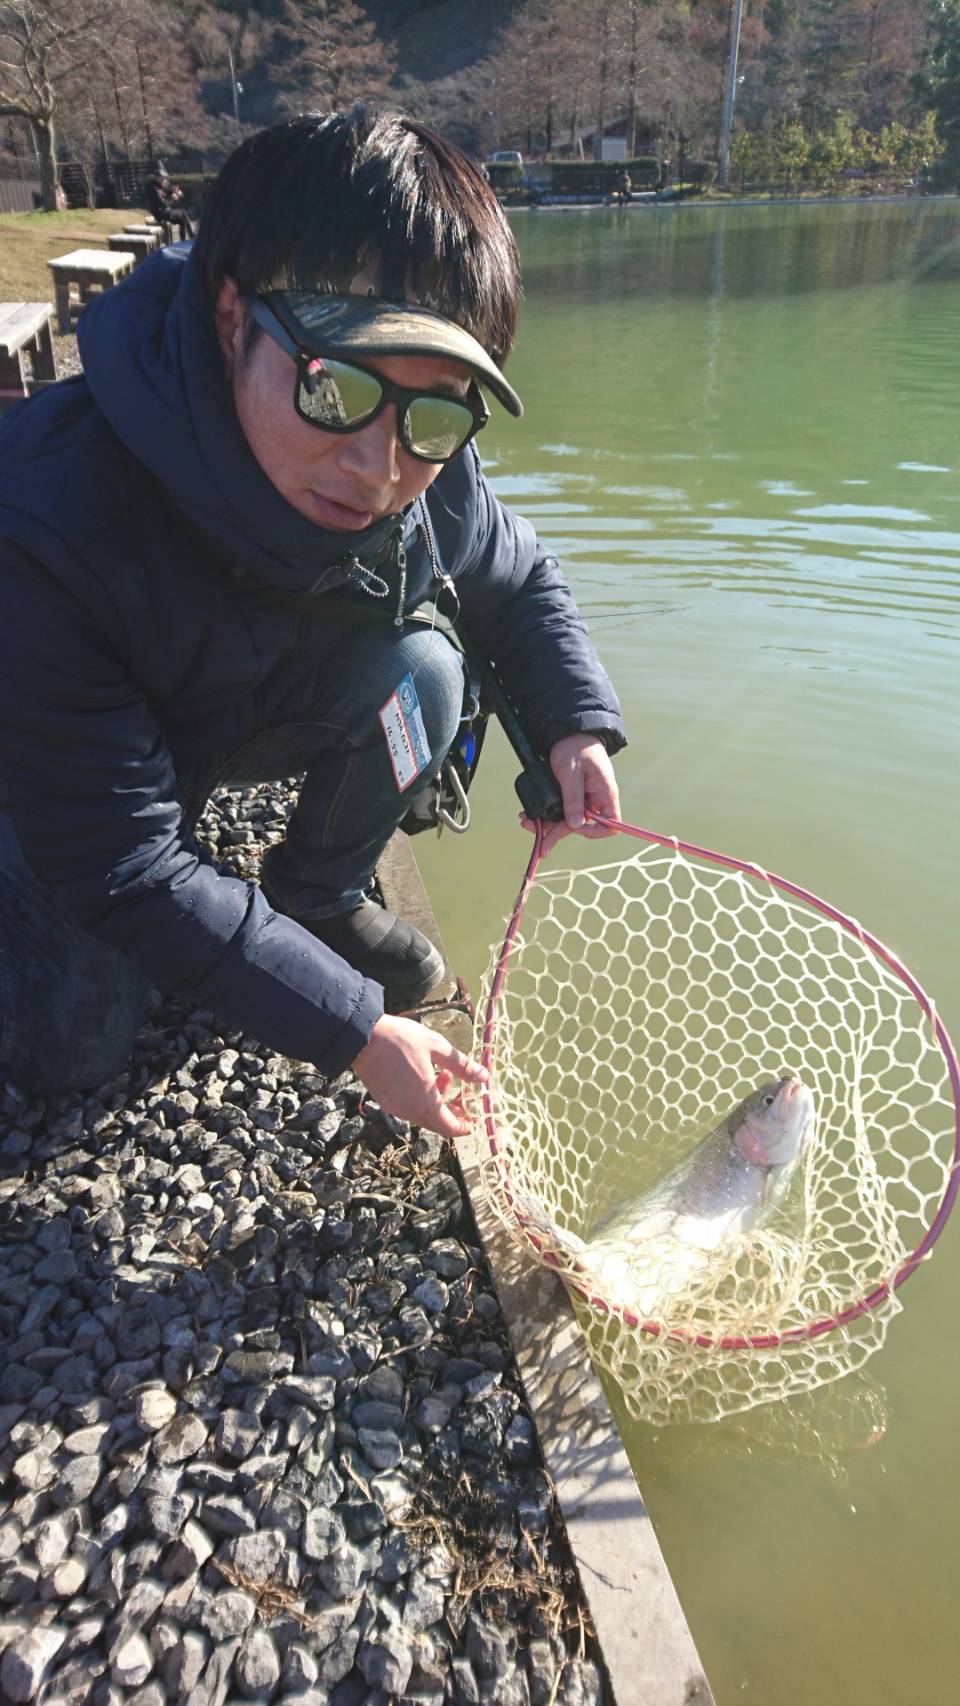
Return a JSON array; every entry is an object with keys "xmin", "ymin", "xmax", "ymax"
[{"xmin": 216, "ymin": 279, "xmax": 472, "ymax": 531}]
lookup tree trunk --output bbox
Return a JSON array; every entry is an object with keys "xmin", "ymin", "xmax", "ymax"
[
  {"xmin": 111, "ymin": 65, "xmax": 132, "ymax": 161},
  {"xmin": 626, "ymin": 1, "xmax": 639, "ymax": 158},
  {"xmin": 36, "ymin": 113, "xmax": 59, "ymax": 212},
  {"xmin": 136, "ymin": 46, "xmax": 155, "ymax": 163}
]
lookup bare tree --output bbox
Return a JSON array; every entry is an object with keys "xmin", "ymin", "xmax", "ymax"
[
  {"xmin": 272, "ymin": 0, "xmax": 396, "ymax": 114},
  {"xmin": 0, "ymin": 0, "xmax": 119, "ymax": 208}
]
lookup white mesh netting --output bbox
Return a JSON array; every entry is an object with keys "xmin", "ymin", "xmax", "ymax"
[{"xmin": 475, "ymin": 830, "xmax": 960, "ymax": 1426}]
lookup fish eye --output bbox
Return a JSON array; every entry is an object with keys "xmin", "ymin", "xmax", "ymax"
[{"xmin": 763, "ymin": 1093, "xmax": 775, "ymax": 1107}]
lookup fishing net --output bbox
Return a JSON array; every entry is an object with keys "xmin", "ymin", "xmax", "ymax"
[{"xmin": 475, "ymin": 818, "xmax": 960, "ymax": 1426}]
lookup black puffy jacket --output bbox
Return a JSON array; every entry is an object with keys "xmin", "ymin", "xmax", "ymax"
[{"xmin": 0, "ymin": 245, "xmax": 625, "ymax": 1073}]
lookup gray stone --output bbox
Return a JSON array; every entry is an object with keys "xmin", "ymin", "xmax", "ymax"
[
  {"xmin": 135, "ymin": 1389, "xmax": 178, "ymax": 1433},
  {"xmin": 316, "ymin": 1543, "xmax": 365, "ymax": 1599},
  {"xmin": 162, "ymin": 1518, "xmax": 214, "ymax": 1579},
  {"xmin": 235, "ymin": 1627, "xmax": 280, "ymax": 1696},
  {"xmin": 145, "ymin": 1488, "xmax": 195, "ymax": 1541},
  {"xmin": 20, "ymin": 1287, "xmax": 60, "ymax": 1336},
  {"xmin": 258, "ymin": 1484, "xmax": 305, "ymax": 1542},
  {"xmin": 412, "ymin": 1276, "xmax": 449, "ymax": 1313},
  {"xmin": 278, "ymin": 1374, "xmax": 336, "ymax": 1413},
  {"xmin": 414, "ymin": 1396, "xmax": 455, "ymax": 1432},
  {"xmin": 35, "ymin": 1251, "xmax": 78, "ymax": 1285},
  {"xmin": 358, "ymin": 1626, "xmax": 415, "ymax": 1695},
  {"xmin": 200, "ymin": 1590, "xmax": 256, "ymax": 1641},
  {"xmin": 192, "ymin": 1633, "xmax": 240, "ymax": 1706},
  {"xmin": 302, "ymin": 1508, "xmax": 346, "ymax": 1561},
  {"xmin": 99, "ymin": 1503, "xmax": 132, "ymax": 1543},
  {"xmin": 403, "ymin": 1570, "xmax": 446, "ymax": 1634},
  {"xmin": 51, "ymin": 1455, "xmax": 102, "ymax": 1507},
  {"xmin": 201, "ymin": 1494, "xmax": 256, "ymax": 1537},
  {"xmin": 351, "ymin": 1400, "xmax": 402, "ymax": 1432},
  {"xmin": 357, "ymin": 1428, "xmax": 403, "ymax": 1471},
  {"xmin": 0, "ymin": 1562, "xmax": 40, "ymax": 1604},
  {"xmin": 2, "ymin": 1366, "xmax": 43, "ymax": 1404},
  {"xmin": 13, "ymin": 1449, "xmax": 57, "ymax": 1493},
  {"xmin": 316, "ymin": 1626, "xmax": 360, "ymax": 1688},
  {"xmin": 453, "ymin": 1675, "xmax": 482, "ymax": 1706},
  {"xmin": 217, "ymin": 1410, "xmax": 263, "ymax": 1460},
  {"xmin": 152, "ymin": 1413, "xmax": 207, "ymax": 1465},
  {"xmin": 297, "ymin": 1416, "xmax": 335, "ymax": 1476},
  {"xmin": 107, "ymin": 1577, "xmax": 166, "ymax": 1652},
  {"xmin": 356, "ymin": 1365, "xmax": 404, "ymax": 1407},
  {"xmin": 110, "ymin": 1633, "xmax": 154, "ymax": 1688},
  {"xmin": 464, "ymin": 1372, "xmax": 502, "ymax": 1403},
  {"xmin": 222, "ymin": 1527, "xmax": 285, "ymax": 1584},
  {"xmin": 116, "ymin": 1312, "xmax": 162, "ymax": 1361},
  {"xmin": 0, "ymin": 1625, "xmax": 67, "ymax": 1702},
  {"xmin": 126, "ymin": 1684, "xmax": 165, "ymax": 1706},
  {"xmin": 160, "ymin": 1629, "xmax": 208, "ymax": 1695},
  {"xmin": 465, "ymin": 1616, "xmax": 510, "ymax": 1681},
  {"xmin": 526, "ymin": 1641, "xmax": 559, "ymax": 1706},
  {"xmin": 281, "ymin": 1641, "xmax": 319, "ymax": 1689},
  {"xmin": 48, "ymin": 1558, "xmax": 88, "ymax": 1597},
  {"xmin": 62, "ymin": 1423, "xmax": 111, "ymax": 1455},
  {"xmin": 46, "ymin": 1351, "xmax": 92, "ymax": 1392},
  {"xmin": 556, "ymin": 1658, "xmax": 603, "ymax": 1706},
  {"xmin": 424, "ymin": 1239, "xmax": 470, "ymax": 1278},
  {"xmin": 58, "ymin": 1614, "xmax": 108, "ymax": 1663},
  {"xmin": 285, "ymin": 1403, "xmax": 315, "ymax": 1448}
]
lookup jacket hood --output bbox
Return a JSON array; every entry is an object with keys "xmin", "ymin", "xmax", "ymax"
[{"xmin": 77, "ymin": 244, "xmax": 401, "ymax": 592}]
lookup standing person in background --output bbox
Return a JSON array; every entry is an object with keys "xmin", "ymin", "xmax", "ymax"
[{"xmin": 0, "ymin": 108, "xmax": 625, "ymax": 1136}]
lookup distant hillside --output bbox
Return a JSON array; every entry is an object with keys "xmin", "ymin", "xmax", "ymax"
[{"xmin": 363, "ymin": 0, "xmax": 515, "ymax": 83}]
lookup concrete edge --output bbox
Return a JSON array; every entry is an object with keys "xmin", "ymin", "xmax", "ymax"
[{"xmin": 377, "ymin": 835, "xmax": 714, "ymax": 1706}]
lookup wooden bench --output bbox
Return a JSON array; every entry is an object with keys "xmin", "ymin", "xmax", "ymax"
[
  {"xmin": 107, "ymin": 230, "xmax": 160, "ymax": 263},
  {"xmin": 47, "ymin": 249, "xmax": 136, "ymax": 335},
  {"xmin": 0, "ymin": 302, "xmax": 57, "ymax": 413}
]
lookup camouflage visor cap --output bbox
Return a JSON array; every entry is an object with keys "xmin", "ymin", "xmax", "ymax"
[{"xmin": 261, "ymin": 289, "xmax": 523, "ymax": 419}]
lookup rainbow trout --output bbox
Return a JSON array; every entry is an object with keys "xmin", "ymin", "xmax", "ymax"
[{"xmin": 519, "ymin": 1075, "xmax": 815, "ymax": 1317}]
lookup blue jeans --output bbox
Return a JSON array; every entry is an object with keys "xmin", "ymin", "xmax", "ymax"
[{"xmin": 0, "ymin": 623, "xmax": 465, "ymax": 1095}]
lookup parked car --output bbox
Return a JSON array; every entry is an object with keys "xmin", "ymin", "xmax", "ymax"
[{"xmin": 486, "ymin": 150, "xmax": 523, "ymax": 169}]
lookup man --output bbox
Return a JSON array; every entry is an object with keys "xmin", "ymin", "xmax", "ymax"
[
  {"xmin": 144, "ymin": 164, "xmax": 195, "ymax": 241},
  {"xmin": 0, "ymin": 108, "xmax": 624, "ymax": 1137}
]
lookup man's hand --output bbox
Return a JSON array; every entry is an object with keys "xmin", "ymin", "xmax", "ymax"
[
  {"xmin": 520, "ymin": 733, "xmax": 621, "ymax": 857},
  {"xmin": 352, "ymin": 1014, "xmax": 488, "ymax": 1139}
]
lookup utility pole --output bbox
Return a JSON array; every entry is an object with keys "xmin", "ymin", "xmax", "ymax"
[
  {"xmin": 227, "ymin": 44, "xmax": 241, "ymax": 128},
  {"xmin": 717, "ymin": 0, "xmax": 744, "ymax": 190}
]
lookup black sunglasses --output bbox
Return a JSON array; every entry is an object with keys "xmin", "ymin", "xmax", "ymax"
[{"xmin": 248, "ymin": 296, "xmax": 489, "ymax": 463}]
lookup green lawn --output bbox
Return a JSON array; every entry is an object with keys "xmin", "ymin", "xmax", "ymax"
[{"xmin": 0, "ymin": 208, "xmax": 148, "ymax": 308}]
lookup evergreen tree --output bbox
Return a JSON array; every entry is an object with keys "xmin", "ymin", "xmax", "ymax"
[{"xmin": 919, "ymin": 0, "xmax": 960, "ymax": 176}]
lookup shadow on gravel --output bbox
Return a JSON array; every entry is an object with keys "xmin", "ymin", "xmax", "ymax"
[{"xmin": 0, "ymin": 986, "xmax": 609, "ymax": 1705}]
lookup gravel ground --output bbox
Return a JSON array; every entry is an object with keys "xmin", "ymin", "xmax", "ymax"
[{"xmin": 0, "ymin": 780, "xmax": 606, "ymax": 1706}]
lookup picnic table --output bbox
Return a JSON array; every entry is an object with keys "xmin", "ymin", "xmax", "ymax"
[
  {"xmin": 47, "ymin": 248, "xmax": 136, "ymax": 335},
  {"xmin": 107, "ymin": 230, "xmax": 160, "ymax": 263},
  {"xmin": 0, "ymin": 301, "xmax": 57, "ymax": 413}
]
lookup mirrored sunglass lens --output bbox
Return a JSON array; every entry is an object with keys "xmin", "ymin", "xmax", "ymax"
[
  {"xmin": 406, "ymin": 396, "xmax": 474, "ymax": 460},
  {"xmin": 298, "ymin": 358, "xmax": 381, "ymax": 427}
]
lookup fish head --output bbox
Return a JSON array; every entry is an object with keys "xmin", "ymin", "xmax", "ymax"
[{"xmin": 730, "ymin": 1075, "xmax": 815, "ymax": 1171}]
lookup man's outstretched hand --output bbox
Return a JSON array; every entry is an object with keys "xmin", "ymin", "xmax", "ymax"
[
  {"xmin": 352, "ymin": 1013, "xmax": 488, "ymax": 1139},
  {"xmin": 520, "ymin": 732, "xmax": 621, "ymax": 858}
]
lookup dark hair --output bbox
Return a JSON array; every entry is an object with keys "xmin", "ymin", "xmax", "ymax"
[{"xmin": 193, "ymin": 107, "xmax": 521, "ymax": 363}]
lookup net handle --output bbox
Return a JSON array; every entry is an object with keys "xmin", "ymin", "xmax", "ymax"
[{"xmin": 479, "ymin": 813, "xmax": 960, "ymax": 1352}]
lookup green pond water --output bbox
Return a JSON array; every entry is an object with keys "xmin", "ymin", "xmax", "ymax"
[{"xmin": 417, "ymin": 198, "xmax": 960, "ymax": 1706}]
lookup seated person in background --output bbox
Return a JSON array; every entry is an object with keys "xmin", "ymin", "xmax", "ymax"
[{"xmin": 145, "ymin": 164, "xmax": 195, "ymax": 240}]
